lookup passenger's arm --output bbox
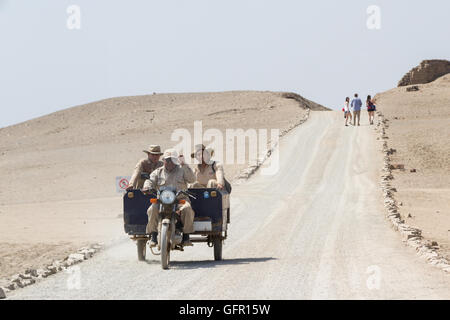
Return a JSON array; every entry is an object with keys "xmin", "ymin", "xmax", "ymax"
[
  {"xmin": 214, "ymin": 163, "xmax": 225, "ymax": 186},
  {"xmin": 127, "ymin": 160, "xmax": 143, "ymax": 189}
]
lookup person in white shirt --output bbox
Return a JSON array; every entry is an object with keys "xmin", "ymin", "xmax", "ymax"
[{"xmin": 344, "ymin": 97, "xmax": 352, "ymax": 126}]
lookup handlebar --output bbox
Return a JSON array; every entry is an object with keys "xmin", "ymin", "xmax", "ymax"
[
  {"xmin": 140, "ymin": 172, "xmax": 150, "ymax": 180},
  {"xmin": 178, "ymin": 190, "xmax": 197, "ymax": 200},
  {"xmin": 141, "ymin": 188, "xmax": 196, "ymax": 200}
]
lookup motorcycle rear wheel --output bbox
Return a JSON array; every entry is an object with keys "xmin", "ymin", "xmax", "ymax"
[
  {"xmin": 137, "ymin": 239, "xmax": 147, "ymax": 261},
  {"xmin": 213, "ymin": 237, "xmax": 222, "ymax": 261}
]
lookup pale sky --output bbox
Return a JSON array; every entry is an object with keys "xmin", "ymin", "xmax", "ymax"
[{"xmin": 0, "ymin": 0, "xmax": 449, "ymax": 128}]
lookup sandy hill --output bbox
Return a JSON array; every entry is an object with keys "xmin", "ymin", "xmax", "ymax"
[
  {"xmin": 0, "ymin": 91, "xmax": 326, "ymax": 205},
  {"xmin": 374, "ymin": 75, "xmax": 450, "ymax": 260},
  {"xmin": 0, "ymin": 90, "xmax": 327, "ymax": 279}
]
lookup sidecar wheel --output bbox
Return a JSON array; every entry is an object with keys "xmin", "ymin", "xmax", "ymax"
[
  {"xmin": 213, "ymin": 238, "xmax": 222, "ymax": 261},
  {"xmin": 137, "ymin": 239, "xmax": 146, "ymax": 261}
]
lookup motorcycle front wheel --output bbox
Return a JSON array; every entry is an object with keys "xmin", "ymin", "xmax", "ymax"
[{"xmin": 160, "ymin": 224, "xmax": 171, "ymax": 269}]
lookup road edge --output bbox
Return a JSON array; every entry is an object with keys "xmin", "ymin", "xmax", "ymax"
[{"xmin": 0, "ymin": 243, "xmax": 102, "ymax": 299}]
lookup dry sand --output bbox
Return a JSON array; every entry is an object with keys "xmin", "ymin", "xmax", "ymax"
[
  {"xmin": 374, "ymin": 75, "xmax": 450, "ymax": 260},
  {"xmin": 0, "ymin": 90, "xmax": 324, "ymax": 279}
]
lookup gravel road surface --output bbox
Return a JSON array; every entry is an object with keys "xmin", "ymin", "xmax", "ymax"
[{"xmin": 8, "ymin": 111, "xmax": 450, "ymax": 299}]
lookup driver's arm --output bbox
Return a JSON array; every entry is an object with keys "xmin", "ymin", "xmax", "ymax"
[
  {"xmin": 214, "ymin": 162, "xmax": 225, "ymax": 186},
  {"xmin": 143, "ymin": 169, "xmax": 158, "ymax": 192},
  {"xmin": 127, "ymin": 160, "xmax": 143, "ymax": 189}
]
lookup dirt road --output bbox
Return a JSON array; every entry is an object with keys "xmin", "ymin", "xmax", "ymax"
[{"xmin": 8, "ymin": 111, "xmax": 450, "ymax": 299}]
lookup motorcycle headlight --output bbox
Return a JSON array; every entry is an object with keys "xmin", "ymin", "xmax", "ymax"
[{"xmin": 160, "ymin": 190, "xmax": 176, "ymax": 204}]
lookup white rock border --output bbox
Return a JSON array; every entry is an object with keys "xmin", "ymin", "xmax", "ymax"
[
  {"xmin": 232, "ymin": 108, "xmax": 311, "ymax": 184},
  {"xmin": 376, "ymin": 111, "xmax": 450, "ymax": 274},
  {"xmin": 0, "ymin": 243, "xmax": 102, "ymax": 298}
]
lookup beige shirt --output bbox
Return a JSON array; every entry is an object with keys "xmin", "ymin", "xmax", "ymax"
[
  {"xmin": 129, "ymin": 158, "xmax": 163, "ymax": 189},
  {"xmin": 193, "ymin": 162, "xmax": 224, "ymax": 186},
  {"xmin": 144, "ymin": 164, "xmax": 196, "ymax": 192}
]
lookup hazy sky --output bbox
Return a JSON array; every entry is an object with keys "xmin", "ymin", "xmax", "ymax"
[{"xmin": 0, "ymin": 0, "xmax": 449, "ymax": 128}]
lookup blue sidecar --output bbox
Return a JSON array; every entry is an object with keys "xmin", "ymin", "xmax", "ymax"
[{"xmin": 123, "ymin": 188, "xmax": 230, "ymax": 261}]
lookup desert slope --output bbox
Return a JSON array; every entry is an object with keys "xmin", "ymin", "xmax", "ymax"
[{"xmin": 374, "ymin": 75, "xmax": 450, "ymax": 260}]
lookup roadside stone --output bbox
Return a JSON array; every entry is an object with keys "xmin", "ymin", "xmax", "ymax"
[
  {"xmin": 68, "ymin": 253, "xmax": 85, "ymax": 262},
  {"xmin": 36, "ymin": 269, "xmax": 46, "ymax": 277},
  {"xmin": 6, "ymin": 282, "xmax": 16, "ymax": 290},
  {"xmin": 390, "ymin": 164, "xmax": 405, "ymax": 170},
  {"xmin": 387, "ymin": 148, "xmax": 397, "ymax": 155},
  {"xmin": 406, "ymin": 85, "xmax": 420, "ymax": 92},
  {"xmin": 0, "ymin": 287, "xmax": 6, "ymax": 299},
  {"xmin": 63, "ymin": 259, "xmax": 74, "ymax": 267},
  {"xmin": 47, "ymin": 266, "xmax": 57, "ymax": 275},
  {"xmin": 19, "ymin": 273, "xmax": 33, "ymax": 280},
  {"xmin": 25, "ymin": 268, "xmax": 37, "ymax": 275},
  {"xmin": 85, "ymin": 249, "xmax": 96, "ymax": 258},
  {"xmin": 41, "ymin": 270, "xmax": 51, "ymax": 278},
  {"xmin": 66, "ymin": 253, "xmax": 85, "ymax": 266},
  {"xmin": 52, "ymin": 260, "xmax": 64, "ymax": 271}
]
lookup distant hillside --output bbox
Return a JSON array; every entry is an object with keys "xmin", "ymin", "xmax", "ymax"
[{"xmin": 0, "ymin": 90, "xmax": 327, "ymax": 205}]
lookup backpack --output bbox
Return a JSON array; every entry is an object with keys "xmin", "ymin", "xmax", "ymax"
[{"xmin": 211, "ymin": 162, "xmax": 232, "ymax": 194}]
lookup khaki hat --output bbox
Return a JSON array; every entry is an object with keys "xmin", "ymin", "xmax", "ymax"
[
  {"xmin": 191, "ymin": 144, "xmax": 214, "ymax": 158},
  {"xmin": 143, "ymin": 145, "xmax": 163, "ymax": 155},
  {"xmin": 162, "ymin": 148, "xmax": 180, "ymax": 165}
]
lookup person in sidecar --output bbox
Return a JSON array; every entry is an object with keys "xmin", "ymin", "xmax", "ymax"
[
  {"xmin": 126, "ymin": 145, "xmax": 163, "ymax": 190},
  {"xmin": 189, "ymin": 144, "xmax": 225, "ymax": 190},
  {"xmin": 143, "ymin": 148, "xmax": 196, "ymax": 247}
]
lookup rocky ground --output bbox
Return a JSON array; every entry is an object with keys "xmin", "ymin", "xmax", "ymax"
[{"xmin": 374, "ymin": 74, "xmax": 450, "ymax": 262}]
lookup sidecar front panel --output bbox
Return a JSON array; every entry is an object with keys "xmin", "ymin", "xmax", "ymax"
[{"xmin": 123, "ymin": 188, "xmax": 229, "ymax": 236}]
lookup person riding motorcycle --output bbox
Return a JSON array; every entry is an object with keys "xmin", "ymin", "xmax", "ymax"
[
  {"xmin": 126, "ymin": 145, "xmax": 163, "ymax": 190},
  {"xmin": 143, "ymin": 148, "xmax": 196, "ymax": 247},
  {"xmin": 190, "ymin": 144, "xmax": 225, "ymax": 190}
]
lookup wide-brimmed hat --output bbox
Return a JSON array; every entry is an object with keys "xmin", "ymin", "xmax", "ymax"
[
  {"xmin": 191, "ymin": 144, "xmax": 214, "ymax": 158},
  {"xmin": 143, "ymin": 145, "xmax": 163, "ymax": 155},
  {"xmin": 162, "ymin": 148, "xmax": 180, "ymax": 165}
]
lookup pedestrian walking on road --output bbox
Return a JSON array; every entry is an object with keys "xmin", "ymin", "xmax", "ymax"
[
  {"xmin": 351, "ymin": 93, "xmax": 362, "ymax": 126},
  {"xmin": 366, "ymin": 95, "xmax": 376, "ymax": 125},
  {"xmin": 344, "ymin": 97, "xmax": 351, "ymax": 126}
]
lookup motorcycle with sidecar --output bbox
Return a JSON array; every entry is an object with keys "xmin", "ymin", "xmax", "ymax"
[{"xmin": 123, "ymin": 185, "xmax": 230, "ymax": 269}]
